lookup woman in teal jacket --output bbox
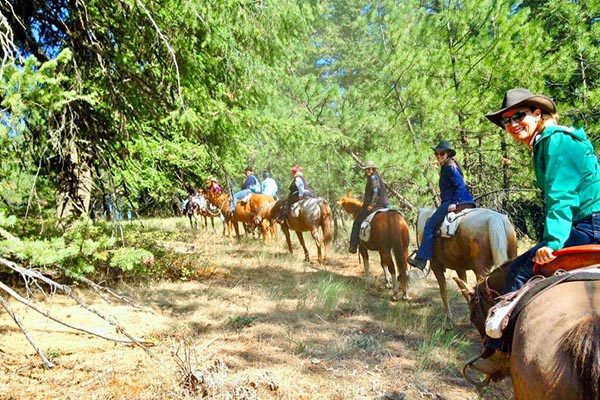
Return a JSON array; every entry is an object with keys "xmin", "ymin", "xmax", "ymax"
[
  {"xmin": 474, "ymin": 88, "xmax": 600, "ymax": 375},
  {"xmin": 487, "ymin": 88, "xmax": 600, "ymax": 294}
]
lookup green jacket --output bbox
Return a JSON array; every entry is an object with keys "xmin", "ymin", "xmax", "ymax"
[{"xmin": 533, "ymin": 125, "xmax": 600, "ymax": 250}]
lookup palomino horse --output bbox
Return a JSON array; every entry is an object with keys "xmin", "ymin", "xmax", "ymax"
[
  {"xmin": 454, "ymin": 261, "xmax": 600, "ymax": 400},
  {"xmin": 268, "ymin": 198, "xmax": 333, "ymax": 263},
  {"xmin": 417, "ymin": 207, "xmax": 517, "ymax": 319},
  {"xmin": 232, "ymin": 193, "xmax": 275, "ymax": 241},
  {"xmin": 338, "ymin": 195, "xmax": 410, "ymax": 300}
]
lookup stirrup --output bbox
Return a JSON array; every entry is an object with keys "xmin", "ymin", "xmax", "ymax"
[{"xmin": 462, "ymin": 352, "xmax": 492, "ymax": 388}]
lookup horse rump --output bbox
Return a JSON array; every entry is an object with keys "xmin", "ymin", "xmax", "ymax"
[{"xmin": 560, "ymin": 314, "xmax": 600, "ymax": 400}]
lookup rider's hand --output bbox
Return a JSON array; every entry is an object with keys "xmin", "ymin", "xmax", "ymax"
[
  {"xmin": 447, "ymin": 204, "xmax": 457, "ymax": 212},
  {"xmin": 532, "ymin": 246, "xmax": 556, "ymax": 265}
]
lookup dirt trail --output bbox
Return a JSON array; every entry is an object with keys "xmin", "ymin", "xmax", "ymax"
[{"xmin": 0, "ymin": 228, "xmax": 513, "ymax": 399}]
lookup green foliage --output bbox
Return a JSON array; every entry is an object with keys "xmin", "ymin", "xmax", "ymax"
[
  {"xmin": 109, "ymin": 247, "xmax": 154, "ymax": 273},
  {"xmin": 227, "ymin": 315, "xmax": 257, "ymax": 330},
  {"xmin": 0, "ymin": 216, "xmax": 156, "ymax": 279}
]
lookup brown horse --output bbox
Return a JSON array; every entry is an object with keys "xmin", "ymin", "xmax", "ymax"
[
  {"xmin": 455, "ymin": 263, "xmax": 600, "ymax": 400},
  {"xmin": 267, "ymin": 197, "xmax": 333, "ymax": 263},
  {"xmin": 417, "ymin": 207, "xmax": 518, "ymax": 320},
  {"xmin": 232, "ymin": 193, "xmax": 275, "ymax": 241},
  {"xmin": 338, "ymin": 195, "xmax": 410, "ymax": 300}
]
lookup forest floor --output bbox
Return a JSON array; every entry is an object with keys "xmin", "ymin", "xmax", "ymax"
[{"xmin": 0, "ymin": 218, "xmax": 514, "ymax": 400}]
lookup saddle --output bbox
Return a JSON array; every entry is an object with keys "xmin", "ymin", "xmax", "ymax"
[
  {"xmin": 359, "ymin": 208, "xmax": 401, "ymax": 242},
  {"xmin": 485, "ymin": 245, "xmax": 600, "ymax": 350},
  {"xmin": 240, "ymin": 193, "xmax": 253, "ymax": 204},
  {"xmin": 438, "ymin": 205, "xmax": 477, "ymax": 238},
  {"xmin": 290, "ymin": 197, "xmax": 316, "ymax": 218}
]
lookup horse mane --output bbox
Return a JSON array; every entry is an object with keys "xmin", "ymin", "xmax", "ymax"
[{"xmin": 338, "ymin": 196, "xmax": 363, "ymax": 216}]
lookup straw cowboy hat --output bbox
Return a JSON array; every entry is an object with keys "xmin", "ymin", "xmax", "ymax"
[
  {"xmin": 486, "ymin": 88, "xmax": 556, "ymax": 128},
  {"xmin": 432, "ymin": 140, "xmax": 456, "ymax": 157},
  {"xmin": 361, "ymin": 160, "xmax": 378, "ymax": 169}
]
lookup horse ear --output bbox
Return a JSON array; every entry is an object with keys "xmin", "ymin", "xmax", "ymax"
[
  {"xmin": 345, "ymin": 190, "xmax": 352, "ymax": 198},
  {"xmin": 452, "ymin": 277, "xmax": 473, "ymax": 302}
]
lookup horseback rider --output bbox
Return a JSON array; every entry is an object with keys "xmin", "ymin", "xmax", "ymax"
[
  {"xmin": 277, "ymin": 165, "xmax": 313, "ymax": 222},
  {"xmin": 207, "ymin": 177, "xmax": 222, "ymax": 196},
  {"xmin": 408, "ymin": 140, "xmax": 476, "ymax": 270},
  {"xmin": 348, "ymin": 160, "xmax": 390, "ymax": 254},
  {"xmin": 471, "ymin": 88, "xmax": 600, "ymax": 376},
  {"xmin": 182, "ymin": 182, "xmax": 199, "ymax": 211},
  {"xmin": 261, "ymin": 171, "xmax": 279, "ymax": 199},
  {"xmin": 230, "ymin": 166, "xmax": 262, "ymax": 211}
]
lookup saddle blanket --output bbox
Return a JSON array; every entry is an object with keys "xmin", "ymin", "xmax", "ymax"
[
  {"xmin": 359, "ymin": 208, "xmax": 400, "ymax": 242},
  {"xmin": 290, "ymin": 197, "xmax": 319, "ymax": 218},
  {"xmin": 485, "ymin": 266, "xmax": 600, "ymax": 342},
  {"xmin": 439, "ymin": 207, "xmax": 478, "ymax": 238}
]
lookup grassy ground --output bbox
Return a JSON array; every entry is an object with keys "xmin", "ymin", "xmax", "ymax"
[{"xmin": 0, "ymin": 217, "xmax": 514, "ymax": 399}]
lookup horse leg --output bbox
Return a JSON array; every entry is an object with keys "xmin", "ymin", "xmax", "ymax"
[
  {"xmin": 379, "ymin": 250, "xmax": 393, "ymax": 289},
  {"xmin": 381, "ymin": 250, "xmax": 399, "ymax": 299},
  {"xmin": 431, "ymin": 262, "xmax": 453, "ymax": 322},
  {"xmin": 361, "ymin": 247, "xmax": 371, "ymax": 287},
  {"xmin": 282, "ymin": 225, "xmax": 293, "ymax": 254},
  {"xmin": 310, "ymin": 227, "xmax": 322, "ymax": 263},
  {"xmin": 210, "ymin": 216, "xmax": 216, "ymax": 233},
  {"xmin": 296, "ymin": 231, "xmax": 310, "ymax": 262}
]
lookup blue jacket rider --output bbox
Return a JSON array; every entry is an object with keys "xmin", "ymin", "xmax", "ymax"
[
  {"xmin": 408, "ymin": 140, "xmax": 476, "ymax": 270},
  {"xmin": 348, "ymin": 160, "xmax": 390, "ymax": 254},
  {"xmin": 230, "ymin": 166, "xmax": 261, "ymax": 211}
]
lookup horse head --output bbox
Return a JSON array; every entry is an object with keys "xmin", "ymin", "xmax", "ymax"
[
  {"xmin": 337, "ymin": 192, "xmax": 362, "ymax": 217},
  {"xmin": 453, "ymin": 263, "xmax": 510, "ymax": 338}
]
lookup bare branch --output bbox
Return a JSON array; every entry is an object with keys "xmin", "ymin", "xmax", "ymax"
[{"xmin": 0, "ymin": 295, "xmax": 56, "ymax": 369}]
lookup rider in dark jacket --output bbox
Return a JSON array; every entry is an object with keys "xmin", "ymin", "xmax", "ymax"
[
  {"xmin": 277, "ymin": 165, "xmax": 313, "ymax": 222},
  {"xmin": 408, "ymin": 140, "xmax": 476, "ymax": 270},
  {"xmin": 349, "ymin": 160, "xmax": 390, "ymax": 254}
]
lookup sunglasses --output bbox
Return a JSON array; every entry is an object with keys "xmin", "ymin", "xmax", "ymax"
[{"xmin": 501, "ymin": 111, "xmax": 527, "ymax": 127}]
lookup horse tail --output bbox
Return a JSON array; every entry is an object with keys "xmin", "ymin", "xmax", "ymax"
[
  {"xmin": 390, "ymin": 212, "xmax": 409, "ymax": 279},
  {"xmin": 488, "ymin": 212, "xmax": 517, "ymax": 266},
  {"xmin": 320, "ymin": 200, "xmax": 334, "ymax": 250},
  {"xmin": 561, "ymin": 315, "xmax": 600, "ymax": 400}
]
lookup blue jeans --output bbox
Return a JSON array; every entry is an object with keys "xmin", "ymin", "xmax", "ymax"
[
  {"xmin": 416, "ymin": 202, "xmax": 451, "ymax": 260},
  {"xmin": 230, "ymin": 189, "xmax": 252, "ymax": 210},
  {"xmin": 503, "ymin": 212, "xmax": 600, "ymax": 293}
]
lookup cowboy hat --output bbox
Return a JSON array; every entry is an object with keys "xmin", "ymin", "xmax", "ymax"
[
  {"xmin": 361, "ymin": 160, "xmax": 378, "ymax": 169},
  {"xmin": 486, "ymin": 88, "xmax": 556, "ymax": 128},
  {"xmin": 244, "ymin": 165, "xmax": 254, "ymax": 172},
  {"xmin": 432, "ymin": 140, "xmax": 456, "ymax": 157},
  {"xmin": 208, "ymin": 176, "xmax": 218, "ymax": 182},
  {"xmin": 290, "ymin": 165, "xmax": 302, "ymax": 173}
]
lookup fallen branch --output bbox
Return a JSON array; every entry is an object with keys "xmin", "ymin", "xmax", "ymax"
[
  {"xmin": 0, "ymin": 256, "xmax": 155, "ymax": 365},
  {"xmin": 0, "ymin": 295, "xmax": 55, "ymax": 369}
]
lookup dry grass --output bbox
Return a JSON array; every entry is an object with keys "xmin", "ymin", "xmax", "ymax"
[{"xmin": 0, "ymin": 217, "xmax": 514, "ymax": 399}]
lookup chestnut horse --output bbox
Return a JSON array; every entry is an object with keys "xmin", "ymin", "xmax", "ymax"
[
  {"xmin": 417, "ymin": 207, "xmax": 517, "ymax": 320},
  {"xmin": 455, "ymin": 264, "xmax": 600, "ymax": 400},
  {"xmin": 267, "ymin": 198, "xmax": 333, "ymax": 263},
  {"xmin": 338, "ymin": 195, "xmax": 410, "ymax": 300},
  {"xmin": 232, "ymin": 193, "xmax": 275, "ymax": 241}
]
